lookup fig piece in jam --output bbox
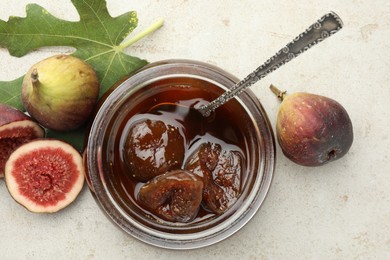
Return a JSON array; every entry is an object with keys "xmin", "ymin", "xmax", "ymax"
[
  {"xmin": 138, "ymin": 170, "xmax": 204, "ymax": 223},
  {"xmin": 185, "ymin": 142, "xmax": 242, "ymax": 214},
  {"xmin": 124, "ymin": 119, "xmax": 185, "ymax": 182}
]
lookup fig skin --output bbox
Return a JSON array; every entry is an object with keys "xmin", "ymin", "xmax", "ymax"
[
  {"xmin": 0, "ymin": 104, "xmax": 44, "ymax": 178},
  {"xmin": 22, "ymin": 54, "xmax": 99, "ymax": 131},
  {"xmin": 4, "ymin": 139, "xmax": 85, "ymax": 213},
  {"xmin": 276, "ymin": 92, "xmax": 353, "ymax": 166}
]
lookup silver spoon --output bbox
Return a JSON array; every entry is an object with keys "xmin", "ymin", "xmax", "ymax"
[{"xmin": 198, "ymin": 12, "xmax": 344, "ymax": 117}]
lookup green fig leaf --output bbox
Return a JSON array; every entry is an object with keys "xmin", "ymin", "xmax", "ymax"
[
  {"xmin": 0, "ymin": 77, "xmax": 24, "ymax": 111},
  {"xmin": 0, "ymin": 0, "xmax": 163, "ymax": 151},
  {"xmin": 45, "ymin": 124, "xmax": 88, "ymax": 152},
  {"xmin": 0, "ymin": 0, "xmax": 152, "ymax": 98}
]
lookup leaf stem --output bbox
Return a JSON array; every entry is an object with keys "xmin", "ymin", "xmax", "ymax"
[{"xmin": 119, "ymin": 19, "xmax": 164, "ymax": 50}]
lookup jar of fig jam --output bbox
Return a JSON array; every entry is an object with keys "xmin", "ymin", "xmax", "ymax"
[{"xmin": 85, "ymin": 60, "xmax": 275, "ymax": 249}]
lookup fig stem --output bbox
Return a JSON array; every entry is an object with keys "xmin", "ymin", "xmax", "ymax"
[
  {"xmin": 31, "ymin": 68, "xmax": 40, "ymax": 87},
  {"xmin": 119, "ymin": 19, "xmax": 164, "ymax": 50},
  {"xmin": 270, "ymin": 84, "xmax": 287, "ymax": 102}
]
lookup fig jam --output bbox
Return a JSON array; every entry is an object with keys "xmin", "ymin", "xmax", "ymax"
[{"xmin": 103, "ymin": 76, "xmax": 254, "ymax": 230}]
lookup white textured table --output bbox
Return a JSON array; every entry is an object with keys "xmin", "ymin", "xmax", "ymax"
[{"xmin": 1, "ymin": 1, "xmax": 389, "ymax": 259}]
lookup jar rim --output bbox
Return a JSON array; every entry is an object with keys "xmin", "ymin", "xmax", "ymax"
[{"xmin": 86, "ymin": 59, "xmax": 276, "ymax": 249}]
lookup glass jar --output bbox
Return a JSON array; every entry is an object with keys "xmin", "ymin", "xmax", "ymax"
[{"xmin": 85, "ymin": 60, "xmax": 275, "ymax": 249}]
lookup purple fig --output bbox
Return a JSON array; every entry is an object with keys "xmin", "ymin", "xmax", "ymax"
[
  {"xmin": 271, "ymin": 85, "xmax": 353, "ymax": 167},
  {"xmin": 0, "ymin": 104, "xmax": 44, "ymax": 177}
]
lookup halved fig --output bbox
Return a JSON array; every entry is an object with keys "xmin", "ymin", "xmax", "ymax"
[
  {"xmin": 0, "ymin": 104, "xmax": 44, "ymax": 178},
  {"xmin": 185, "ymin": 142, "xmax": 243, "ymax": 214},
  {"xmin": 138, "ymin": 170, "xmax": 204, "ymax": 223},
  {"xmin": 4, "ymin": 139, "xmax": 85, "ymax": 213}
]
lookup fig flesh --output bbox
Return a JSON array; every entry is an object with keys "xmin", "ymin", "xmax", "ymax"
[
  {"xmin": 124, "ymin": 119, "xmax": 185, "ymax": 182},
  {"xmin": 138, "ymin": 170, "xmax": 203, "ymax": 223},
  {"xmin": 185, "ymin": 142, "xmax": 242, "ymax": 214},
  {"xmin": 0, "ymin": 104, "xmax": 44, "ymax": 178},
  {"xmin": 273, "ymin": 87, "xmax": 353, "ymax": 166},
  {"xmin": 22, "ymin": 54, "xmax": 99, "ymax": 131},
  {"xmin": 4, "ymin": 139, "xmax": 85, "ymax": 213}
]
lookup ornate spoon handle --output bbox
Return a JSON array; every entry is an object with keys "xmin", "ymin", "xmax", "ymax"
[{"xmin": 198, "ymin": 12, "xmax": 343, "ymax": 116}]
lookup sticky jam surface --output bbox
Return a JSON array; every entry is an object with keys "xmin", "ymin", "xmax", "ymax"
[{"xmin": 105, "ymin": 77, "xmax": 252, "ymax": 226}]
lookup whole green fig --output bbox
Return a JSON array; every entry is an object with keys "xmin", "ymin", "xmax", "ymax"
[
  {"xmin": 271, "ymin": 85, "xmax": 353, "ymax": 167},
  {"xmin": 22, "ymin": 55, "xmax": 99, "ymax": 131}
]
